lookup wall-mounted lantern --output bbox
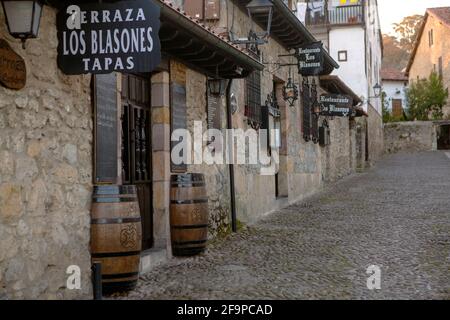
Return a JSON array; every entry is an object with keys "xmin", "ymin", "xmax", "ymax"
[
  {"xmin": 372, "ymin": 83, "xmax": 382, "ymax": 98},
  {"xmin": 1, "ymin": 0, "xmax": 43, "ymax": 48},
  {"xmin": 282, "ymin": 75, "xmax": 299, "ymax": 107},
  {"xmin": 208, "ymin": 78, "xmax": 227, "ymax": 96},
  {"xmin": 230, "ymin": 0, "xmax": 273, "ymax": 46}
]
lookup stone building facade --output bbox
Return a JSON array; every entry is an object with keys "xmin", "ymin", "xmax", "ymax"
[
  {"xmin": 406, "ymin": 7, "xmax": 450, "ymax": 117},
  {"xmin": 0, "ymin": 0, "xmax": 375, "ymax": 299}
]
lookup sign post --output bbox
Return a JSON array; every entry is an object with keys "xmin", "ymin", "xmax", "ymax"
[
  {"xmin": 296, "ymin": 42, "xmax": 324, "ymax": 76},
  {"xmin": 57, "ymin": 0, "xmax": 161, "ymax": 75},
  {"xmin": 319, "ymin": 94, "xmax": 354, "ymax": 117}
]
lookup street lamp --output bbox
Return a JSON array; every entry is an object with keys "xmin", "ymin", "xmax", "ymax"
[
  {"xmin": 230, "ymin": 0, "xmax": 274, "ymax": 46},
  {"xmin": 1, "ymin": 0, "xmax": 43, "ymax": 48},
  {"xmin": 373, "ymin": 83, "xmax": 382, "ymax": 98}
]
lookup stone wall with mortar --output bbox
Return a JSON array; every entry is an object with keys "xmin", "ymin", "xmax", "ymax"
[
  {"xmin": 0, "ymin": 7, "xmax": 92, "ymax": 299},
  {"xmin": 384, "ymin": 121, "xmax": 437, "ymax": 154},
  {"xmin": 367, "ymin": 104, "xmax": 384, "ymax": 164}
]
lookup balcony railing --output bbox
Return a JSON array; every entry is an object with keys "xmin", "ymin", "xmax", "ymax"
[{"xmin": 306, "ymin": 5, "xmax": 364, "ymax": 26}]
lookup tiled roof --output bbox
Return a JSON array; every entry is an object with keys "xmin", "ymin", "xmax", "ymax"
[
  {"xmin": 427, "ymin": 7, "xmax": 450, "ymax": 27},
  {"xmin": 381, "ymin": 68, "xmax": 408, "ymax": 81}
]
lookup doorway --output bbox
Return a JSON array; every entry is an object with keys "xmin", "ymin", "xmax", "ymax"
[
  {"xmin": 437, "ymin": 125, "xmax": 450, "ymax": 150},
  {"xmin": 121, "ymin": 74, "xmax": 153, "ymax": 250}
]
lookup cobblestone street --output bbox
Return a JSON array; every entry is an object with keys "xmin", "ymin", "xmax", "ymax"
[{"xmin": 123, "ymin": 152, "xmax": 450, "ymax": 300}]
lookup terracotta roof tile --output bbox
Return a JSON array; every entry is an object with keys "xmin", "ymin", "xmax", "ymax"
[
  {"xmin": 381, "ymin": 68, "xmax": 408, "ymax": 81},
  {"xmin": 427, "ymin": 7, "xmax": 450, "ymax": 27}
]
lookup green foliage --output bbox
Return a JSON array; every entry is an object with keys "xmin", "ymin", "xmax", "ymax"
[{"xmin": 406, "ymin": 72, "xmax": 449, "ymax": 121}]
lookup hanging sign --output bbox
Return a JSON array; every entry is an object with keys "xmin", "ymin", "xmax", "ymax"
[
  {"xmin": 297, "ymin": 42, "xmax": 324, "ymax": 76},
  {"xmin": 0, "ymin": 39, "xmax": 26, "ymax": 90},
  {"xmin": 57, "ymin": 0, "xmax": 161, "ymax": 75},
  {"xmin": 319, "ymin": 94, "xmax": 353, "ymax": 117}
]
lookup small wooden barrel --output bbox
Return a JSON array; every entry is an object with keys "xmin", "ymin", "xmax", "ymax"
[
  {"xmin": 170, "ymin": 174, "xmax": 209, "ymax": 256},
  {"xmin": 91, "ymin": 185, "xmax": 142, "ymax": 293}
]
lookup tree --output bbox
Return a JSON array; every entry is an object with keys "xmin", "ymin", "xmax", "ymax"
[
  {"xmin": 382, "ymin": 34, "xmax": 408, "ymax": 70},
  {"xmin": 393, "ymin": 15, "xmax": 424, "ymax": 54},
  {"xmin": 406, "ymin": 72, "xmax": 449, "ymax": 121}
]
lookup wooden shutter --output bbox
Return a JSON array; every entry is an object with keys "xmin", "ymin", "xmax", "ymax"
[
  {"xmin": 185, "ymin": 0, "xmax": 204, "ymax": 20},
  {"xmin": 302, "ymin": 79, "xmax": 311, "ymax": 142},
  {"xmin": 205, "ymin": 0, "xmax": 220, "ymax": 20}
]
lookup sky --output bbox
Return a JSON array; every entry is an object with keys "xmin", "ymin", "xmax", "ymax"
[{"xmin": 377, "ymin": 0, "xmax": 450, "ymax": 35}]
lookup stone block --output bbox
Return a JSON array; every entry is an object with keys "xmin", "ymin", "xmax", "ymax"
[
  {"xmin": 152, "ymin": 123, "xmax": 170, "ymax": 152},
  {"xmin": 153, "ymin": 181, "xmax": 170, "ymax": 211},
  {"xmin": 152, "ymin": 151, "xmax": 171, "ymax": 182}
]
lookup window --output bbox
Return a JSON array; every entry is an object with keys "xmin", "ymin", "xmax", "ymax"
[
  {"xmin": 245, "ymin": 70, "xmax": 262, "ymax": 128},
  {"xmin": 338, "ymin": 50, "xmax": 348, "ymax": 62},
  {"xmin": 438, "ymin": 57, "xmax": 443, "ymax": 78},
  {"xmin": 429, "ymin": 29, "xmax": 434, "ymax": 47}
]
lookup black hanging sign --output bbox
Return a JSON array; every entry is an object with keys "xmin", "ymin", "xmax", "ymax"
[
  {"xmin": 57, "ymin": 0, "xmax": 161, "ymax": 75},
  {"xmin": 94, "ymin": 73, "xmax": 118, "ymax": 183},
  {"xmin": 319, "ymin": 94, "xmax": 353, "ymax": 117},
  {"xmin": 297, "ymin": 42, "xmax": 324, "ymax": 76}
]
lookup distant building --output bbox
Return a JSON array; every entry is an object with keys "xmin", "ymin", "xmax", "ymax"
[
  {"xmin": 381, "ymin": 68, "xmax": 408, "ymax": 117},
  {"xmin": 406, "ymin": 7, "xmax": 450, "ymax": 117}
]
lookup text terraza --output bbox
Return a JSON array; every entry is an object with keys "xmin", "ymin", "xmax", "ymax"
[{"xmin": 62, "ymin": 7, "xmax": 155, "ymax": 72}]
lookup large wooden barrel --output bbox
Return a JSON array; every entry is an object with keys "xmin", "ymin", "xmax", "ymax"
[
  {"xmin": 91, "ymin": 185, "xmax": 142, "ymax": 293},
  {"xmin": 170, "ymin": 174, "xmax": 209, "ymax": 256}
]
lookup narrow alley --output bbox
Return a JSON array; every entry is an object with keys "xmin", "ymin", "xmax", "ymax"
[{"xmin": 121, "ymin": 152, "xmax": 450, "ymax": 300}]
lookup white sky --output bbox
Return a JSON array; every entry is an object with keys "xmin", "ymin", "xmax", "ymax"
[{"xmin": 378, "ymin": 0, "xmax": 450, "ymax": 35}]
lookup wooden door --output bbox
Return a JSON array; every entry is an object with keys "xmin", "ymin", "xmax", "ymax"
[
  {"xmin": 121, "ymin": 74, "xmax": 153, "ymax": 250},
  {"xmin": 392, "ymin": 99, "xmax": 403, "ymax": 117}
]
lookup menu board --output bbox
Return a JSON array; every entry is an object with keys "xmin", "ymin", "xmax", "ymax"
[
  {"xmin": 171, "ymin": 82, "xmax": 188, "ymax": 172},
  {"xmin": 94, "ymin": 73, "xmax": 118, "ymax": 183}
]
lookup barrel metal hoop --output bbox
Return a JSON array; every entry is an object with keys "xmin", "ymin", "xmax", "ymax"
[
  {"xmin": 91, "ymin": 218, "xmax": 141, "ymax": 225},
  {"xmin": 170, "ymin": 199, "xmax": 209, "ymax": 205},
  {"xmin": 171, "ymin": 224, "xmax": 208, "ymax": 230},
  {"xmin": 101, "ymin": 272, "xmax": 139, "ymax": 280},
  {"xmin": 173, "ymin": 239, "xmax": 208, "ymax": 245},
  {"xmin": 91, "ymin": 251, "xmax": 141, "ymax": 258}
]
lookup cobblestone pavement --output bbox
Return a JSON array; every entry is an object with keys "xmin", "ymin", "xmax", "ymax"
[{"xmin": 122, "ymin": 152, "xmax": 450, "ymax": 300}]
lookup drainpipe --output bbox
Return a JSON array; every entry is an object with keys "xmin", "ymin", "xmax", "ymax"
[{"xmin": 226, "ymin": 79, "xmax": 237, "ymax": 232}]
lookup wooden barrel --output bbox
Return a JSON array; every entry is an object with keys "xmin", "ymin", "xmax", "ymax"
[
  {"xmin": 91, "ymin": 185, "xmax": 142, "ymax": 293},
  {"xmin": 170, "ymin": 174, "xmax": 209, "ymax": 256}
]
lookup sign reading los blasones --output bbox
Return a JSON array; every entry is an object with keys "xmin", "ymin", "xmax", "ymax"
[
  {"xmin": 297, "ymin": 42, "xmax": 324, "ymax": 76},
  {"xmin": 57, "ymin": 0, "xmax": 161, "ymax": 75},
  {"xmin": 319, "ymin": 94, "xmax": 354, "ymax": 117}
]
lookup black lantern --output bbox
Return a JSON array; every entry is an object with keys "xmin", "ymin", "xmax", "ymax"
[
  {"xmin": 282, "ymin": 75, "xmax": 299, "ymax": 107},
  {"xmin": 208, "ymin": 78, "xmax": 227, "ymax": 96},
  {"xmin": 230, "ymin": 0, "xmax": 273, "ymax": 46},
  {"xmin": 1, "ymin": 0, "xmax": 43, "ymax": 48},
  {"xmin": 373, "ymin": 83, "xmax": 382, "ymax": 98}
]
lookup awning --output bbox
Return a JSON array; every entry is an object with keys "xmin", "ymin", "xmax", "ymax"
[
  {"xmin": 319, "ymin": 75, "xmax": 363, "ymax": 107},
  {"xmin": 235, "ymin": 0, "xmax": 339, "ymax": 75},
  {"xmin": 157, "ymin": 0, "xmax": 264, "ymax": 78}
]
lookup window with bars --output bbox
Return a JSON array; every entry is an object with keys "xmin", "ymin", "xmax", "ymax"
[{"xmin": 245, "ymin": 70, "xmax": 262, "ymax": 128}]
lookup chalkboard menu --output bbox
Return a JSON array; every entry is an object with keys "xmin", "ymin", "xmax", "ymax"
[
  {"xmin": 207, "ymin": 93, "xmax": 222, "ymax": 152},
  {"xmin": 94, "ymin": 73, "xmax": 118, "ymax": 183},
  {"xmin": 171, "ymin": 82, "xmax": 188, "ymax": 172}
]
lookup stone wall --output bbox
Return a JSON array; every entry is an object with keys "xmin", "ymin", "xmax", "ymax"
[
  {"xmin": 384, "ymin": 121, "xmax": 437, "ymax": 154},
  {"xmin": 367, "ymin": 104, "xmax": 384, "ymax": 164},
  {"xmin": 0, "ymin": 7, "xmax": 92, "ymax": 299}
]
